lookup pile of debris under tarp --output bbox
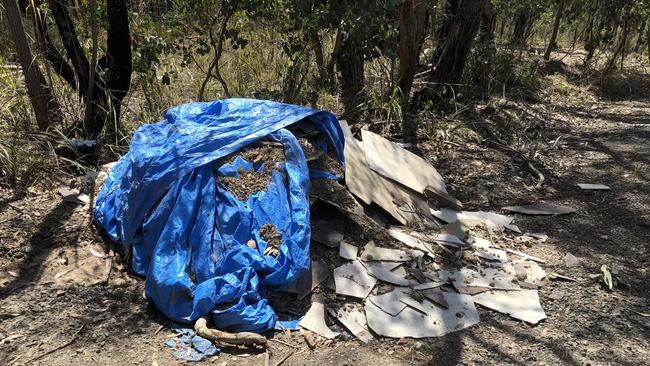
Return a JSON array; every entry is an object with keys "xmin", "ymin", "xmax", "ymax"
[
  {"xmin": 282, "ymin": 120, "xmax": 556, "ymax": 344},
  {"xmin": 86, "ymin": 99, "xmax": 574, "ymax": 360}
]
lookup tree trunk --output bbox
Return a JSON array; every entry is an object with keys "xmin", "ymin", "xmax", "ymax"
[
  {"xmin": 478, "ymin": 0, "xmax": 495, "ymax": 46},
  {"xmin": 310, "ymin": 29, "xmax": 326, "ymax": 84},
  {"xmin": 398, "ymin": 0, "xmax": 418, "ymax": 144},
  {"xmin": 326, "ymin": 30, "xmax": 344, "ymax": 87},
  {"xmin": 544, "ymin": 0, "xmax": 565, "ymax": 60},
  {"xmin": 3, "ymin": 0, "xmax": 60, "ymax": 130},
  {"xmin": 337, "ymin": 37, "xmax": 365, "ymax": 123},
  {"xmin": 510, "ymin": 10, "xmax": 529, "ymax": 46},
  {"xmin": 413, "ymin": 0, "xmax": 433, "ymax": 60},
  {"xmin": 101, "ymin": 0, "xmax": 132, "ymax": 139},
  {"xmin": 430, "ymin": 0, "xmax": 485, "ymax": 85},
  {"xmin": 634, "ymin": 21, "xmax": 646, "ymax": 53},
  {"xmin": 602, "ymin": 13, "xmax": 629, "ymax": 80},
  {"xmin": 584, "ymin": 3, "xmax": 603, "ymax": 66}
]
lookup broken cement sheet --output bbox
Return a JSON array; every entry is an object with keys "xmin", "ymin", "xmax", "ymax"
[
  {"xmin": 431, "ymin": 208, "xmax": 519, "ymax": 233},
  {"xmin": 360, "ymin": 129, "xmax": 460, "ymax": 210},
  {"xmin": 361, "ymin": 129, "xmax": 447, "ymax": 194},
  {"xmin": 311, "ymin": 220, "xmax": 344, "ymax": 247},
  {"xmin": 502, "ymin": 202, "xmax": 576, "ymax": 215},
  {"xmin": 333, "ymin": 260, "xmax": 377, "ymax": 299},
  {"xmin": 473, "ymin": 289, "xmax": 547, "ymax": 324},
  {"xmin": 296, "ymin": 260, "xmax": 330, "ymax": 300},
  {"xmin": 501, "ymin": 261, "xmax": 546, "ymax": 287},
  {"xmin": 58, "ymin": 187, "xmax": 91, "ymax": 205},
  {"xmin": 409, "ymin": 230, "xmax": 465, "ymax": 247},
  {"xmin": 473, "ymin": 248, "xmax": 507, "ymax": 262},
  {"xmin": 365, "ymin": 290, "xmax": 480, "ymax": 338},
  {"xmin": 418, "ymin": 287, "xmax": 449, "ymax": 308},
  {"xmin": 413, "ymin": 281, "xmax": 445, "ymax": 290},
  {"xmin": 438, "ymin": 267, "xmax": 520, "ymax": 291},
  {"xmin": 299, "ymin": 302, "xmax": 338, "ymax": 339},
  {"xmin": 439, "ymin": 218, "xmax": 485, "ymax": 241},
  {"xmin": 363, "ymin": 263, "xmax": 409, "ymax": 286},
  {"xmin": 340, "ymin": 120, "xmax": 425, "ymax": 225},
  {"xmin": 333, "ymin": 305, "xmax": 373, "ymax": 343},
  {"xmin": 360, "ymin": 241, "xmax": 410, "ymax": 262},
  {"xmin": 577, "ymin": 183, "xmax": 610, "ymax": 190},
  {"xmin": 505, "ymin": 248, "xmax": 546, "ymax": 263},
  {"xmin": 339, "ymin": 241, "xmax": 358, "ymax": 260},
  {"xmin": 388, "ymin": 227, "xmax": 435, "ymax": 257}
]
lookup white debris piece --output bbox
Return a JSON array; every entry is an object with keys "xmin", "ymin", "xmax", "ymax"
[
  {"xmin": 361, "ymin": 129, "xmax": 447, "ymax": 195},
  {"xmin": 413, "ymin": 281, "xmax": 445, "ymax": 290},
  {"xmin": 577, "ymin": 183, "xmax": 610, "ymax": 190},
  {"xmin": 430, "ymin": 208, "xmax": 519, "ymax": 232},
  {"xmin": 505, "ymin": 248, "xmax": 546, "ymax": 263},
  {"xmin": 364, "ymin": 264, "xmax": 409, "ymax": 286},
  {"xmin": 333, "ymin": 260, "xmax": 377, "ymax": 299},
  {"xmin": 360, "ymin": 241, "xmax": 410, "ymax": 262},
  {"xmin": 388, "ymin": 227, "xmax": 435, "ymax": 257},
  {"xmin": 299, "ymin": 301, "xmax": 338, "ymax": 339},
  {"xmin": 339, "ymin": 241, "xmax": 358, "ymax": 260},
  {"xmin": 439, "ymin": 267, "xmax": 520, "ymax": 291},
  {"xmin": 473, "ymin": 289, "xmax": 547, "ymax": 324},
  {"xmin": 468, "ymin": 236, "xmax": 492, "ymax": 250},
  {"xmin": 58, "ymin": 187, "xmax": 91, "ymax": 205},
  {"xmin": 365, "ymin": 290, "xmax": 480, "ymax": 338},
  {"xmin": 334, "ymin": 305, "xmax": 373, "ymax": 343}
]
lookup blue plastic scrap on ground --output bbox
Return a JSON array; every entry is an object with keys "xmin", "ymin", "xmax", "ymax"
[
  {"xmin": 94, "ymin": 98, "xmax": 344, "ymax": 333},
  {"xmin": 164, "ymin": 323, "xmax": 220, "ymax": 362}
]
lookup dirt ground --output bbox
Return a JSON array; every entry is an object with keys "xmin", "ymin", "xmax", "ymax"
[{"xmin": 1, "ymin": 82, "xmax": 649, "ymax": 365}]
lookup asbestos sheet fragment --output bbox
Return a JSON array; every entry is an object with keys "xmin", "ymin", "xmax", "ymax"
[
  {"xmin": 360, "ymin": 241, "xmax": 410, "ymax": 262},
  {"xmin": 361, "ymin": 129, "xmax": 447, "ymax": 194},
  {"xmin": 431, "ymin": 208, "xmax": 516, "ymax": 232},
  {"xmin": 473, "ymin": 289, "xmax": 547, "ymax": 324},
  {"xmin": 439, "ymin": 268, "xmax": 520, "ymax": 291},
  {"xmin": 334, "ymin": 305, "xmax": 373, "ymax": 343},
  {"xmin": 502, "ymin": 261, "xmax": 546, "ymax": 287},
  {"xmin": 369, "ymin": 290, "xmax": 409, "ymax": 316},
  {"xmin": 413, "ymin": 281, "xmax": 445, "ymax": 290},
  {"xmin": 388, "ymin": 227, "xmax": 435, "ymax": 257},
  {"xmin": 473, "ymin": 249, "xmax": 507, "ymax": 262},
  {"xmin": 339, "ymin": 241, "xmax": 358, "ymax": 260},
  {"xmin": 299, "ymin": 302, "xmax": 338, "ymax": 339},
  {"xmin": 418, "ymin": 288, "xmax": 449, "ymax": 308},
  {"xmin": 365, "ymin": 291, "xmax": 480, "ymax": 338},
  {"xmin": 577, "ymin": 183, "xmax": 610, "ymax": 190},
  {"xmin": 364, "ymin": 264, "xmax": 409, "ymax": 286},
  {"xmin": 502, "ymin": 202, "xmax": 576, "ymax": 215},
  {"xmin": 311, "ymin": 221, "xmax": 344, "ymax": 247},
  {"xmin": 59, "ymin": 187, "xmax": 91, "ymax": 205},
  {"xmin": 362, "ymin": 260, "xmax": 404, "ymax": 273},
  {"xmin": 505, "ymin": 248, "xmax": 546, "ymax": 263},
  {"xmin": 333, "ymin": 260, "xmax": 377, "ymax": 299},
  {"xmin": 340, "ymin": 121, "xmax": 424, "ymax": 225},
  {"xmin": 296, "ymin": 260, "xmax": 331, "ymax": 300},
  {"xmin": 468, "ymin": 236, "xmax": 492, "ymax": 250}
]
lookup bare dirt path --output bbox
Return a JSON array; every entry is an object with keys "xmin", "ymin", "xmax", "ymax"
[{"xmin": 0, "ymin": 98, "xmax": 648, "ymax": 366}]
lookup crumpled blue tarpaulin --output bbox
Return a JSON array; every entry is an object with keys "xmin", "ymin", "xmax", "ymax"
[{"xmin": 94, "ymin": 98, "xmax": 344, "ymax": 332}]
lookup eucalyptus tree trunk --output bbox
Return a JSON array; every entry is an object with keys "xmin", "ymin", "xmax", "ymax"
[
  {"xmin": 544, "ymin": 0, "xmax": 565, "ymax": 60},
  {"xmin": 3, "ymin": 0, "xmax": 60, "ymax": 131}
]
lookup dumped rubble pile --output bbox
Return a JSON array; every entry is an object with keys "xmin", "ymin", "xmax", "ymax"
[
  {"xmin": 86, "ymin": 99, "xmax": 575, "ymax": 360},
  {"xmin": 281, "ymin": 120, "xmax": 556, "ymax": 343}
]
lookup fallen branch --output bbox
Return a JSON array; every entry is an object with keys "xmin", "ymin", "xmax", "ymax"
[
  {"xmin": 194, "ymin": 316, "xmax": 267, "ymax": 347},
  {"xmin": 26, "ymin": 324, "xmax": 85, "ymax": 364}
]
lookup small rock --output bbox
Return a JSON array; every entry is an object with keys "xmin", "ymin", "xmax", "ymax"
[{"xmin": 564, "ymin": 253, "xmax": 579, "ymax": 268}]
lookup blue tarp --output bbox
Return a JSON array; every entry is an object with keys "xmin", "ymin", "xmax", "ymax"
[{"xmin": 94, "ymin": 98, "xmax": 344, "ymax": 332}]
